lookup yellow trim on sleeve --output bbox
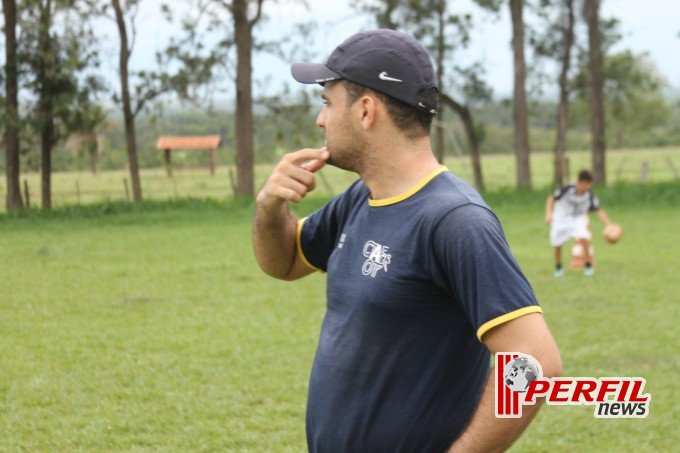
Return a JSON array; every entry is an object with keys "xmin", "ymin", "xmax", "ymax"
[
  {"xmin": 368, "ymin": 166, "xmax": 448, "ymax": 207},
  {"xmin": 476, "ymin": 306, "xmax": 544, "ymax": 342},
  {"xmin": 296, "ymin": 217, "xmax": 326, "ymax": 274}
]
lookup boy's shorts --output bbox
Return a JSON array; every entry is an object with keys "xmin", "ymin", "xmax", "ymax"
[{"xmin": 550, "ymin": 215, "xmax": 591, "ymax": 247}]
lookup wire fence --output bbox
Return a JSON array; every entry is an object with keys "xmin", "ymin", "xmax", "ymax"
[{"xmin": 1, "ymin": 148, "xmax": 678, "ymax": 212}]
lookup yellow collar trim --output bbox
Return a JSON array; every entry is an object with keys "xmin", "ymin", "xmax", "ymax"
[{"xmin": 368, "ymin": 166, "xmax": 448, "ymax": 207}]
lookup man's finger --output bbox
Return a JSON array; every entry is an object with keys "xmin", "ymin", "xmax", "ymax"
[
  {"xmin": 301, "ymin": 158, "xmax": 327, "ymax": 173},
  {"xmin": 288, "ymin": 147, "xmax": 329, "ymax": 166}
]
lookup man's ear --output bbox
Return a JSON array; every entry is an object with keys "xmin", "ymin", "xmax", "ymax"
[{"xmin": 358, "ymin": 94, "xmax": 378, "ymax": 131}]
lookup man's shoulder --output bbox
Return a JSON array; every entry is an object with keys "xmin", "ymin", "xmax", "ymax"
[
  {"xmin": 320, "ymin": 178, "xmax": 369, "ymax": 211},
  {"xmin": 425, "ymin": 171, "xmax": 491, "ymax": 213}
]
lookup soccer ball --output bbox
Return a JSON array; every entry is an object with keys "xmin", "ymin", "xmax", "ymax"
[{"xmin": 604, "ymin": 224, "xmax": 623, "ymax": 244}]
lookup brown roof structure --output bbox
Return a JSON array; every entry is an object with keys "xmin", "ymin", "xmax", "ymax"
[
  {"xmin": 156, "ymin": 135, "xmax": 221, "ymax": 150},
  {"xmin": 156, "ymin": 135, "xmax": 222, "ymax": 176}
]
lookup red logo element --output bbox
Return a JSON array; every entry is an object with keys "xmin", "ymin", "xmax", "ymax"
[{"xmin": 495, "ymin": 353, "xmax": 521, "ymax": 417}]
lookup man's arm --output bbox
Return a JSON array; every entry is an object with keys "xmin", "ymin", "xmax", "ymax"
[
  {"xmin": 253, "ymin": 147, "xmax": 328, "ymax": 280},
  {"xmin": 448, "ymin": 313, "xmax": 562, "ymax": 453}
]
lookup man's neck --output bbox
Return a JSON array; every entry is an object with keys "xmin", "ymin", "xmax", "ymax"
[{"xmin": 359, "ymin": 137, "xmax": 440, "ymax": 201}]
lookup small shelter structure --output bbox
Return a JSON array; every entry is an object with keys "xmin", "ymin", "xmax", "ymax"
[{"xmin": 156, "ymin": 135, "xmax": 222, "ymax": 176}]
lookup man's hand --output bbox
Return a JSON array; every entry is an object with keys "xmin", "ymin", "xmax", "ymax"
[
  {"xmin": 257, "ymin": 147, "xmax": 329, "ymax": 206},
  {"xmin": 448, "ymin": 313, "xmax": 562, "ymax": 453},
  {"xmin": 253, "ymin": 147, "xmax": 329, "ymax": 281}
]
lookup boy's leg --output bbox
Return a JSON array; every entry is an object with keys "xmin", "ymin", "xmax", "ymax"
[
  {"xmin": 577, "ymin": 238, "xmax": 594, "ymax": 276},
  {"xmin": 553, "ymin": 246, "xmax": 564, "ymax": 277}
]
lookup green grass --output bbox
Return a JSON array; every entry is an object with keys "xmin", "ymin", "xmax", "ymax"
[{"xmin": 1, "ymin": 185, "xmax": 679, "ymax": 451}]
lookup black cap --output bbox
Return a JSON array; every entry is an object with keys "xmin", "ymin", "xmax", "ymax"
[{"xmin": 291, "ymin": 29, "xmax": 438, "ymax": 115}]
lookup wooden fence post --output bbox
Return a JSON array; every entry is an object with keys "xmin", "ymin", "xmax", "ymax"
[
  {"xmin": 640, "ymin": 161, "xmax": 649, "ymax": 183},
  {"xmin": 171, "ymin": 176, "xmax": 178, "ymax": 199},
  {"xmin": 616, "ymin": 158, "xmax": 626, "ymax": 182},
  {"xmin": 667, "ymin": 157, "xmax": 679, "ymax": 180}
]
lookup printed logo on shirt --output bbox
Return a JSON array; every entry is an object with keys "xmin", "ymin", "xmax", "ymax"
[
  {"xmin": 361, "ymin": 240, "xmax": 391, "ymax": 278},
  {"xmin": 338, "ymin": 233, "xmax": 347, "ymax": 249}
]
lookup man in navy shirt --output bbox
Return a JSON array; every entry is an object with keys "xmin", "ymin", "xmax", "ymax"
[{"xmin": 253, "ymin": 29, "xmax": 562, "ymax": 452}]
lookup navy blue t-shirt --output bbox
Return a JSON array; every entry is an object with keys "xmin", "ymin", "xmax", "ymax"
[{"xmin": 298, "ymin": 168, "xmax": 542, "ymax": 453}]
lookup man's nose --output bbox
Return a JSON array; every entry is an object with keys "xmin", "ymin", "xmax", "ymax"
[{"xmin": 316, "ymin": 108, "xmax": 326, "ymax": 128}]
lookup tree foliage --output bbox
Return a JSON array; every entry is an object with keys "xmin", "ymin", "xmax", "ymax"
[
  {"xmin": 571, "ymin": 50, "xmax": 671, "ymax": 148},
  {"xmin": 18, "ymin": 0, "xmax": 105, "ymax": 208}
]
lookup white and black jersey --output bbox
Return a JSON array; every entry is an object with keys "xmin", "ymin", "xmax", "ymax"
[{"xmin": 553, "ymin": 184, "xmax": 600, "ymax": 220}]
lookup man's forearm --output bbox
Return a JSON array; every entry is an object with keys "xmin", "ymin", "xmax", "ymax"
[
  {"xmin": 448, "ymin": 368, "xmax": 543, "ymax": 453},
  {"xmin": 252, "ymin": 148, "xmax": 328, "ymax": 280},
  {"xmin": 252, "ymin": 196, "xmax": 298, "ymax": 279}
]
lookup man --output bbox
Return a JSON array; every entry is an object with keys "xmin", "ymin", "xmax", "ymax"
[
  {"xmin": 253, "ymin": 29, "xmax": 562, "ymax": 453},
  {"xmin": 545, "ymin": 169, "xmax": 613, "ymax": 277}
]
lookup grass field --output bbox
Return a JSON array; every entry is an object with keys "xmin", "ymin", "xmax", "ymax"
[
  {"xmin": 1, "ymin": 181, "xmax": 679, "ymax": 452},
  {"xmin": 0, "ymin": 147, "xmax": 678, "ymax": 212}
]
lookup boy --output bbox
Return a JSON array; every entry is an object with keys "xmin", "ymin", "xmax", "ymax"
[{"xmin": 545, "ymin": 170, "xmax": 613, "ymax": 276}]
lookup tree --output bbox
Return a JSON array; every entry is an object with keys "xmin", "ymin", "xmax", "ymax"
[
  {"xmin": 552, "ymin": 0, "xmax": 575, "ymax": 187},
  {"xmin": 173, "ymin": 0, "xmax": 273, "ymax": 198},
  {"xmin": 602, "ymin": 52, "xmax": 670, "ymax": 148},
  {"xmin": 232, "ymin": 0, "xmax": 264, "ymax": 198},
  {"xmin": 19, "ymin": 0, "xmax": 103, "ymax": 209},
  {"xmin": 106, "ymin": 0, "xmax": 217, "ymax": 202},
  {"xmin": 35, "ymin": 0, "xmax": 56, "ymax": 209},
  {"xmin": 509, "ymin": 0, "xmax": 531, "ymax": 188},
  {"xmin": 572, "ymin": 51, "xmax": 671, "ymax": 148},
  {"xmin": 584, "ymin": 0, "xmax": 606, "ymax": 184},
  {"xmin": 3, "ymin": 0, "xmax": 24, "ymax": 210},
  {"xmin": 531, "ymin": 0, "xmax": 576, "ymax": 187},
  {"xmin": 111, "ymin": 0, "xmax": 143, "ymax": 201},
  {"xmin": 475, "ymin": 0, "xmax": 531, "ymax": 188}
]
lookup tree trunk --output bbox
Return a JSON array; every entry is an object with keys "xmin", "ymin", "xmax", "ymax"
[
  {"xmin": 509, "ymin": 0, "xmax": 531, "ymax": 189},
  {"xmin": 233, "ymin": 0, "xmax": 255, "ymax": 198},
  {"xmin": 40, "ymin": 113, "xmax": 55, "ymax": 210},
  {"xmin": 585, "ymin": 0, "xmax": 606, "ymax": 184},
  {"xmin": 553, "ymin": 0, "xmax": 574, "ymax": 188},
  {"xmin": 434, "ymin": 0, "xmax": 446, "ymax": 164},
  {"xmin": 440, "ymin": 93, "xmax": 485, "ymax": 191},
  {"xmin": 112, "ymin": 0, "xmax": 142, "ymax": 201},
  {"xmin": 39, "ymin": 0, "xmax": 54, "ymax": 210},
  {"xmin": 3, "ymin": 0, "xmax": 24, "ymax": 211}
]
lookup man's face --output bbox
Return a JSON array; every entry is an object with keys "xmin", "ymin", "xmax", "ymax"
[{"xmin": 316, "ymin": 81, "xmax": 367, "ymax": 172}]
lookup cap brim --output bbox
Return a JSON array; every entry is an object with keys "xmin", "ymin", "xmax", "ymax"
[{"xmin": 291, "ymin": 63, "xmax": 342, "ymax": 84}]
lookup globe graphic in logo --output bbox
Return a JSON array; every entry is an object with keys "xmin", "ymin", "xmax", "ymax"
[{"xmin": 504, "ymin": 356, "xmax": 540, "ymax": 393}]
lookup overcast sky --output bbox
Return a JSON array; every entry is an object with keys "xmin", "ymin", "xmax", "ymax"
[{"xmin": 99, "ymin": 0, "xmax": 679, "ymax": 103}]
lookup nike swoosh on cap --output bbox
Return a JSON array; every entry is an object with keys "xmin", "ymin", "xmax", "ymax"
[{"xmin": 378, "ymin": 71, "xmax": 403, "ymax": 83}]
